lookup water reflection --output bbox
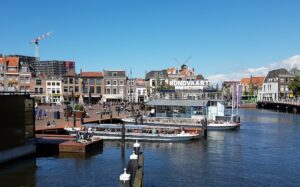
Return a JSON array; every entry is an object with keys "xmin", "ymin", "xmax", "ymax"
[{"xmin": 0, "ymin": 156, "xmax": 36, "ymax": 187}]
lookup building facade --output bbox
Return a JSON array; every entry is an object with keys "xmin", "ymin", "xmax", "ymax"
[
  {"xmin": 45, "ymin": 79, "xmax": 63, "ymax": 104},
  {"xmin": 102, "ymin": 70, "xmax": 127, "ymax": 102},
  {"xmin": 32, "ymin": 60, "xmax": 75, "ymax": 77},
  {"xmin": 257, "ymin": 68, "xmax": 294, "ymax": 101},
  {"xmin": 79, "ymin": 71, "xmax": 103, "ymax": 104}
]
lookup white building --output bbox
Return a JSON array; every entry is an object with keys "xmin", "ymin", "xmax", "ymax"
[
  {"xmin": 257, "ymin": 68, "xmax": 290, "ymax": 101},
  {"xmin": 45, "ymin": 79, "xmax": 63, "ymax": 104}
]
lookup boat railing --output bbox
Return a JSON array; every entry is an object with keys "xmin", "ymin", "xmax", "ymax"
[{"xmin": 144, "ymin": 116, "xmax": 200, "ymax": 124}]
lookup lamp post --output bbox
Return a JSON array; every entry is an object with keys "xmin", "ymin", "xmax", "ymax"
[{"xmin": 64, "ymin": 100, "xmax": 70, "ymax": 121}]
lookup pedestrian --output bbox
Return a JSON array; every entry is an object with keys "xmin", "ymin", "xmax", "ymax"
[
  {"xmin": 38, "ymin": 109, "xmax": 42, "ymax": 120},
  {"xmin": 44, "ymin": 110, "xmax": 47, "ymax": 119}
]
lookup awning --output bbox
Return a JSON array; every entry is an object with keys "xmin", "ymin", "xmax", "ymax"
[{"xmin": 146, "ymin": 99, "xmax": 208, "ymax": 107}]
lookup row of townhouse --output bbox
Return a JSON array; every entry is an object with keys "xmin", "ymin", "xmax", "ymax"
[
  {"xmin": 0, "ymin": 55, "xmax": 149, "ymax": 104},
  {"xmin": 1, "ymin": 55, "xmax": 223, "ymax": 104}
]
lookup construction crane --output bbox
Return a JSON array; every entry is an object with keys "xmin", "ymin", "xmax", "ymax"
[{"xmin": 30, "ymin": 31, "xmax": 53, "ymax": 59}]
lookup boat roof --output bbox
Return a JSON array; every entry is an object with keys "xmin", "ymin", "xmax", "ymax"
[
  {"xmin": 146, "ymin": 99, "xmax": 208, "ymax": 107},
  {"xmin": 84, "ymin": 123, "xmax": 181, "ymax": 129}
]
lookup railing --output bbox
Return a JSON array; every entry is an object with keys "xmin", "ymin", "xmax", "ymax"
[{"xmin": 260, "ymin": 99, "xmax": 300, "ymax": 105}]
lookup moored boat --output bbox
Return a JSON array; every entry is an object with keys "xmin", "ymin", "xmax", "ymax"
[{"xmin": 64, "ymin": 124, "xmax": 201, "ymax": 141}]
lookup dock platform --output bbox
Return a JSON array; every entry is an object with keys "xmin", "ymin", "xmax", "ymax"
[{"xmin": 36, "ymin": 134, "xmax": 103, "ymax": 154}]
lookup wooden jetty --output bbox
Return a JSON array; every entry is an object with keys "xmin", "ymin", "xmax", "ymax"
[{"xmin": 120, "ymin": 141, "xmax": 144, "ymax": 187}]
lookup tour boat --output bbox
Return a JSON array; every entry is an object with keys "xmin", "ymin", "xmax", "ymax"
[
  {"xmin": 122, "ymin": 116, "xmax": 240, "ymax": 130},
  {"xmin": 64, "ymin": 124, "xmax": 201, "ymax": 141}
]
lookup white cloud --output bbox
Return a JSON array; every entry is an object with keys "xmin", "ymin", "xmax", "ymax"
[{"xmin": 207, "ymin": 55, "xmax": 300, "ymax": 85}]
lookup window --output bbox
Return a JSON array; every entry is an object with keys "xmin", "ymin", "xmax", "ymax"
[
  {"xmin": 75, "ymin": 86, "xmax": 79, "ymax": 92},
  {"xmin": 96, "ymin": 79, "xmax": 101, "ymax": 85},
  {"xmin": 83, "ymin": 86, "xmax": 88, "ymax": 94},
  {"xmin": 36, "ymin": 79, "xmax": 41, "ymax": 85},
  {"xmin": 90, "ymin": 79, "xmax": 95, "ymax": 85},
  {"xmin": 280, "ymin": 78, "xmax": 284, "ymax": 83},
  {"xmin": 69, "ymin": 78, "xmax": 73, "ymax": 84},
  {"xmin": 69, "ymin": 87, "xmax": 74, "ymax": 93},
  {"xmin": 280, "ymin": 85, "xmax": 284, "ymax": 92},
  {"xmin": 47, "ymin": 88, "xmax": 51, "ymax": 93},
  {"xmin": 75, "ymin": 78, "xmax": 79, "ymax": 84},
  {"xmin": 113, "ymin": 88, "xmax": 117, "ymax": 94},
  {"xmin": 106, "ymin": 88, "xmax": 111, "ymax": 94},
  {"xmin": 106, "ymin": 80, "xmax": 111, "ymax": 85},
  {"xmin": 120, "ymin": 80, "xmax": 124, "ymax": 86},
  {"xmin": 39, "ymin": 88, "xmax": 43, "ymax": 94},
  {"xmin": 97, "ymin": 86, "xmax": 101, "ymax": 94},
  {"xmin": 83, "ymin": 79, "xmax": 87, "ymax": 86},
  {"xmin": 20, "ymin": 77, "xmax": 25, "ymax": 84},
  {"xmin": 112, "ymin": 72, "xmax": 117, "ymax": 77},
  {"xmin": 152, "ymin": 80, "xmax": 156, "ymax": 86},
  {"xmin": 63, "ymin": 78, "xmax": 68, "ymax": 84},
  {"xmin": 20, "ymin": 86, "xmax": 25, "ymax": 92},
  {"xmin": 25, "ymin": 77, "xmax": 30, "ymax": 83},
  {"xmin": 52, "ymin": 88, "xmax": 56, "ymax": 93},
  {"xmin": 52, "ymin": 82, "xmax": 55, "ymax": 86},
  {"xmin": 35, "ymin": 88, "xmax": 38, "ymax": 94},
  {"xmin": 57, "ymin": 89, "xmax": 60, "ymax": 94},
  {"xmin": 138, "ymin": 90, "xmax": 141, "ymax": 95},
  {"xmin": 56, "ymin": 82, "xmax": 60, "ymax": 86},
  {"xmin": 90, "ymin": 86, "xmax": 95, "ymax": 94},
  {"xmin": 64, "ymin": 87, "xmax": 68, "ymax": 92},
  {"xmin": 26, "ymin": 87, "xmax": 30, "ymax": 92},
  {"xmin": 113, "ymin": 80, "xmax": 117, "ymax": 86}
]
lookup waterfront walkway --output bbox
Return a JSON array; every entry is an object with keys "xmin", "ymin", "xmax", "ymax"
[{"xmin": 35, "ymin": 103, "xmax": 142, "ymax": 131}]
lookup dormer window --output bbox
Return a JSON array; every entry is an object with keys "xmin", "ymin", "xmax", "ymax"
[{"xmin": 112, "ymin": 72, "xmax": 117, "ymax": 77}]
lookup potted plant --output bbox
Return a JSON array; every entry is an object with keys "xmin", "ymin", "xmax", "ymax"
[{"xmin": 74, "ymin": 104, "xmax": 86, "ymax": 118}]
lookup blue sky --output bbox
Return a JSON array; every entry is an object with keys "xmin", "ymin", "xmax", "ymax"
[{"xmin": 1, "ymin": 0, "xmax": 300, "ymax": 79}]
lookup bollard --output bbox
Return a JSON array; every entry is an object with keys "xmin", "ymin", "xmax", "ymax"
[
  {"xmin": 121, "ymin": 123, "xmax": 125, "ymax": 159},
  {"xmin": 130, "ymin": 150, "xmax": 138, "ymax": 186},
  {"xmin": 119, "ymin": 168, "xmax": 130, "ymax": 187},
  {"xmin": 133, "ymin": 140, "xmax": 140, "ymax": 155}
]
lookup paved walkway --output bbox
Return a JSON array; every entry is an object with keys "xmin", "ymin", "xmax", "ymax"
[{"xmin": 35, "ymin": 103, "xmax": 143, "ymax": 131}]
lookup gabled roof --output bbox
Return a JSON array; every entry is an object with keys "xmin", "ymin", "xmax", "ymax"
[
  {"xmin": 265, "ymin": 68, "xmax": 289, "ymax": 82},
  {"xmin": 80, "ymin": 72, "xmax": 103, "ymax": 77},
  {"xmin": 145, "ymin": 70, "xmax": 168, "ymax": 80},
  {"xmin": 241, "ymin": 77, "xmax": 265, "ymax": 86}
]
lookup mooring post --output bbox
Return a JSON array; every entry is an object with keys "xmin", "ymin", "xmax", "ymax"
[
  {"xmin": 110, "ymin": 111, "xmax": 113, "ymax": 124},
  {"xmin": 130, "ymin": 150, "xmax": 138, "ymax": 186},
  {"xmin": 203, "ymin": 117, "xmax": 207, "ymax": 139},
  {"xmin": 73, "ymin": 110, "xmax": 76, "ymax": 127},
  {"xmin": 119, "ymin": 168, "xmax": 130, "ymax": 187},
  {"xmin": 121, "ymin": 123, "xmax": 125, "ymax": 159},
  {"xmin": 133, "ymin": 140, "xmax": 140, "ymax": 155}
]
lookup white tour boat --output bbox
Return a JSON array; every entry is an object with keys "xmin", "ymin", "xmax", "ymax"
[{"xmin": 64, "ymin": 124, "xmax": 201, "ymax": 141}]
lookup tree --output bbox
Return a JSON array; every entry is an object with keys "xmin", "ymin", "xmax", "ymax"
[
  {"xmin": 290, "ymin": 66, "xmax": 300, "ymax": 76},
  {"xmin": 288, "ymin": 76, "xmax": 300, "ymax": 98}
]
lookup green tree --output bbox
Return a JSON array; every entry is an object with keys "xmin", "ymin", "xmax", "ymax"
[{"xmin": 288, "ymin": 76, "xmax": 300, "ymax": 98}]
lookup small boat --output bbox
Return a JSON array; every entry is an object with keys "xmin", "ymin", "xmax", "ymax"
[
  {"xmin": 64, "ymin": 124, "xmax": 201, "ymax": 142},
  {"xmin": 207, "ymin": 121, "xmax": 240, "ymax": 130}
]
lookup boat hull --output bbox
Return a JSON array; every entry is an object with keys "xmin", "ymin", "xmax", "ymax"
[{"xmin": 64, "ymin": 128, "xmax": 200, "ymax": 142}]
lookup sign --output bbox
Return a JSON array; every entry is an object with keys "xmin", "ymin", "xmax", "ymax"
[{"xmin": 168, "ymin": 80, "xmax": 210, "ymax": 90}]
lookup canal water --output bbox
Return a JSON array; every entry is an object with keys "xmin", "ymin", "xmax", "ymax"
[{"xmin": 1, "ymin": 108, "xmax": 300, "ymax": 187}]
